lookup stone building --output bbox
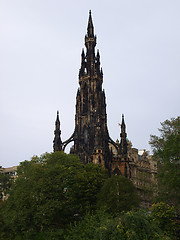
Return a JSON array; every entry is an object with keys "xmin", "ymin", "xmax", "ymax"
[
  {"xmin": 110, "ymin": 141, "xmax": 157, "ymax": 207},
  {"xmin": 53, "ymin": 11, "xmax": 157, "ymax": 205},
  {"xmin": 0, "ymin": 166, "xmax": 17, "ymax": 200},
  {"xmin": 0, "ymin": 166, "xmax": 17, "ymax": 180}
]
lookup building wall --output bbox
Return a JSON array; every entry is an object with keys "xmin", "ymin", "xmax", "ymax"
[
  {"xmin": 0, "ymin": 166, "xmax": 18, "ymax": 200},
  {"xmin": 110, "ymin": 141, "xmax": 157, "ymax": 207}
]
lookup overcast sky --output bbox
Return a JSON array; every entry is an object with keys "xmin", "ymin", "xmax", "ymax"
[{"xmin": 0, "ymin": 0, "xmax": 180, "ymax": 168}]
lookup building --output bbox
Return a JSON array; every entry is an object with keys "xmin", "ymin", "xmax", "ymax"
[
  {"xmin": 0, "ymin": 166, "xmax": 17, "ymax": 177},
  {"xmin": 0, "ymin": 166, "xmax": 17, "ymax": 200},
  {"xmin": 53, "ymin": 11, "xmax": 157, "ymax": 205}
]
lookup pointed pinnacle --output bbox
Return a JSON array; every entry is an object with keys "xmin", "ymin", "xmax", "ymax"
[
  {"xmin": 122, "ymin": 114, "xmax": 125, "ymax": 125},
  {"xmin": 81, "ymin": 48, "xmax": 85, "ymax": 58},
  {"xmin": 100, "ymin": 68, "xmax": 103, "ymax": 75},
  {"xmin": 56, "ymin": 111, "xmax": 60, "ymax": 122},
  {"xmin": 87, "ymin": 10, "xmax": 94, "ymax": 37},
  {"xmin": 97, "ymin": 49, "xmax": 100, "ymax": 58}
]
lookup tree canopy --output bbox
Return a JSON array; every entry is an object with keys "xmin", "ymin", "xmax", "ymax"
[
  {"xmin": 150, "ymin": 202, "xmax": 179, "ymax": 239},
  {"xmin": 1, "ymin": 136, "xmax": 180, "ymax": 239},
  {"xmin": 65, "ymin": 209, "xmax": 170, "ymax": 240},
  {"xmin": 3, "ymin": 151, "xmax": 108, "ymax": 238},
  {"xmin": 97, "ymin": 175, "xmax": 139, "ymax": 215},
  {"xmin": 149, "ymin": 116, "xmax": 180, "ymax": 212}
]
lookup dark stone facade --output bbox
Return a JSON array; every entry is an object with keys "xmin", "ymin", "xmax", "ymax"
[
  {"xmin": 53, "ymin": 11, "xmax": 130, "ymax": 176},
  {"xmin": 53, "ymin": 12, "xmax": 157, "ymax": 192}
]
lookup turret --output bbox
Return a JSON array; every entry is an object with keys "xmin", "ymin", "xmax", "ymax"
[
  {"xmin": 120, "ymin": 114, "xmax": 127, "ymax": 155},
  {"xmin": 53, "ymin": 111, "xmax": 62, "ymax": 151}
]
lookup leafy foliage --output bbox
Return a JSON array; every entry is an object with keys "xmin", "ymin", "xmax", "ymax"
[
  {"xmin": 149, "ymin": 117, "xmax": 180, "ymax": 212},
  {"xmin": 65, "ymin": 210, "xmax": 167, "ymax": 240},
  {"xmin": 2, "ymin": 152, "xmax": 108, "ymax": 238},
  {"xmin": 2, "ymin": 150, "xmax": 179, "ymax": 239},
  {"xmin": 0, "ymin": 201, "xmax": 9, "ymax": 240},
  {"xmin": 97, "ymin": 175, "xmax": 139, "ymax": 215},
  {"xmin": 150, "ymin": 202, "xmax": 179, "ymax": 239},
  {"xmin": 72, "ymin": 163, "xmax": 108, "ymax": 214}
]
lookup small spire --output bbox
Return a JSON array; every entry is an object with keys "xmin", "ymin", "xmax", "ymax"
[
  {"xmin": 121, "ymin": 114, "xmax": 126, "ymax": 133},
  {"xmin": 79, "ymin": 48, "xmax": 86, "ymax": 77},
  {"xmin": 87, "ymin": 10, "xmax": 94, "ymax": 37},
  {"xmin": 81, "ymin": 48, "xmax": 85, "ymax": 64},
  {"xmin": 81, "ymin": 48, "xmax": 85, "ymax": 57},
  {"xmin": 119, "ymin": 114, "xmax": 127, "ymax": 155},
  {"xmin": 100, "ymin": 67, "xmax": 103, "ymax": 75},
  {"xmin": 53, "ymin": 111, "xmax": 62, "ymax": 152},
  {"xmin": 122, "ymin": 114, "xmax": 125, "ymax": 125},
  {"xmin": 56, "ymin": 110, "xmax": 60, "ymax": 122},
  {"xmin": 97, "ymin": 49, "xmax": 100, "ymax": 58}
]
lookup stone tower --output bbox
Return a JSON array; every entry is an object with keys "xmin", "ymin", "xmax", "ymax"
[
  {"xmin": 73, "ymin": 10, "xmax": 111, "ymax": 168},
  {"xmin": 53, "ymin": 11, "xmax": 112, "ymax": 169},
  {"xmin": 53, "ymin": 11, "xmax": 130, "ymax": 174},
  {"xmin": 53, "ymin": 11, "xmax": 158, "ymax": 206}
]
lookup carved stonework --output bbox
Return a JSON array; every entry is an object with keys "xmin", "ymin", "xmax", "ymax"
[
  {"xmin": 53, "ymin": 12, "xmax": 157, "ymax": 206},
  {"xmin": 73, "ymin": 11, "xmax": 112, "ymax": 168}
]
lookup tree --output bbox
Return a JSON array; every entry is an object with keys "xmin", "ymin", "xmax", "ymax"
[
  {"xmin": 0, "ymin": 201, "xmax": 9, "ymax": 240},
  {"xmin": 0, "ymin": 168, "xmax": 14, "ymax": 239},
  {"xmin": 97, "ymin": 175, "xmax": 139, "ymax": 215},
  {"xmin": 150, "ymin": 202, "xmax": 179, "ymax": 239},
  {"xmin": 65, "ymin": 210, "xmax": 167, "ymax": 240},
  {"xmin": 149, "ymin": 117, "xmax": 180, "ymax": 212},
  {"xmin": 72, "ymin": 163, "xmax": 108, "ymax": 214},
  {"xmin": 3, "ymin": 152, "xmax": 108, "ymax": 238}
]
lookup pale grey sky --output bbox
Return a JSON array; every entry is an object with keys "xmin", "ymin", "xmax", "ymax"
[{"xmin": 0, "ymin": 0, "xmax": 180, "ymax": 167}]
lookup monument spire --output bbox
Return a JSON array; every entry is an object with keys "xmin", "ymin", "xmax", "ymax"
[
  {"xmin": 120, "ymin": 114, "xmax": 128, "ymax": 155},
  {"xmin": 73, "ymin": 10, "xmax": 111, "ymax": 168},
  {"xmin": 87, "ymin": 10, "xmax": 94, "ymax": 37},
  {"xmin": 53, "ymin": 111, "xmax": 62, "ymax": 152}
]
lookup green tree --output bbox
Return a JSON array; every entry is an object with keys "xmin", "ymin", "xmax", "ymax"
[
  {"xmin": 150, "ymin": 202, "xmax": 179, "ymax": 239},
  {"xmin": 3, "ymin": 152, "xmax": 107, "ymax": 238},
  {"xmin": 65, "ymin": 210, "xmax": 167, "ymax": 240},
  {"xmin": 149, "ymin": 117, "xmax": 180, "ymax": 212},
  {"xmin": 97, "ymin": 175, "xmax": 139, "ymax": 215},
  {"xmin": 0, "ymin": 201, "xmax": 9, "ymax": 240},
  {"xmin": 72, "ymin": 163, "xmax": 108, "ymax": 215}
]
